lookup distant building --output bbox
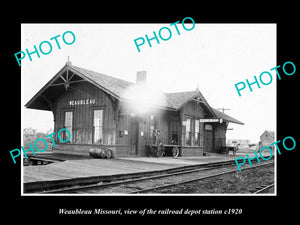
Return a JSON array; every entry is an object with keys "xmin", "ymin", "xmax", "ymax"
[
  {"xmin": 227, "ymin": 139, "xmax": 250, "ymax": 147},
  {"xmin": 23, "ymin": 127, "xmax": 36, "ymax": 147},
  {"xmin": 260, "ymin": 130, "xmax": 275, "ymax": 148},
  {"xmin": 23, "ymin": 128, "xmax": 36, "ymax": 141}
]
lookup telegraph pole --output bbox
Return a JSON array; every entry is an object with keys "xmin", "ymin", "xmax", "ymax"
[
  {"xmin": 217, "ymin": 108, "xmax": 230, "ymax": 113},
  {"xmin": 217, "ymin": 107, "xmax": 232, "ymax": 130}
]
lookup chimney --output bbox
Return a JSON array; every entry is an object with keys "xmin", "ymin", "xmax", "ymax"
[
  {"xmin": 136, "ymin": 71, "xmax": 147, "ymax": 85},
  {"xmin": 66, "ymin": 56, "xmax": 72, "ymax": 66}
]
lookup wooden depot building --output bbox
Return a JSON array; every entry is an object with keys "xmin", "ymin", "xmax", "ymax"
[{"xmin": 25, "ymin": 61, "xmax": 244, "ymax": 157}]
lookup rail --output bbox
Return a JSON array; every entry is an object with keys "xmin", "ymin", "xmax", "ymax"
[
  {"xmin": 38, "ymin": 158, "xmax": 273, "ymax": 194},
  {"xmin": 252, "ymin": 183, "xmax": 275, "ymax": 194}
]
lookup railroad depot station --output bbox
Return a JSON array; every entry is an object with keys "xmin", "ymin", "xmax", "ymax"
[
  {"xmin": 23, "ymin": 61, "xmax": 254, "ymax": 193},
  {"xmin": 25, "ymin": 60, "xmax": 245, "ymax": 160},
  {"xmin": 25, "ymin": 61, "xmax": 244, "ymax": 158}
]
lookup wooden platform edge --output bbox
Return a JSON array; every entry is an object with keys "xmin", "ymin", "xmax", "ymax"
[{"xmin": 23, "ymin": 158, "xmax": 240, "ymax": 193}]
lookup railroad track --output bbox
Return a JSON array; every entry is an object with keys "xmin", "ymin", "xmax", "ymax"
[
  {"xmin": 27, "ymin": 158, "xmax": 241, "ymax": 193},
  {"xmin": 131, "ymin": 161, "xmax": 274, "ymax": 194},
  {"xmin": 251, "ymin": 183, "xmax": 275, "ymax": 194},
  {"xmin": 40, "ymin": 159, "xmax": 274, "ymax": 194}
]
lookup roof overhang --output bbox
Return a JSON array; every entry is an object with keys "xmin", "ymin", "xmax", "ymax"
[
  {"xmin": 212, "ymin": 108, "xmax": 244, "ymax": 125},
  {"xmin": 176, "ymin": 90, "xmax": 217, "ymax": 118},
  {"xmin": 25, "ymin": 63, "xmax": 244, "ymax": 127},
  {"xmin": 25, "ymin": 64, "xmax": 121, "ymax": 111}
]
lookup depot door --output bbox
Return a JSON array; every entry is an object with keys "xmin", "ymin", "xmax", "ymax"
[
  {"xmin": 204, "ymin": 124, "xmax": 214, "ymax": 152},
  {"xmin": 129, "ymin": 118, "xmax": 139, "ymax": 155}
]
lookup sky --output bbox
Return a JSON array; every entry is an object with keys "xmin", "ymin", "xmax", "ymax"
[{"xmin": 21, "ymin": 23, "xmax": 276, "ymax": 143}]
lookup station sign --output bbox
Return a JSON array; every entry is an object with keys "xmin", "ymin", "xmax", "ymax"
[
  {"xmin": 200, "ymin": 118, "xmax": 220, "ymax": 123},
  {"xmin": 69, "ymin": 98, "xmax": 96, "ymax": 106}
]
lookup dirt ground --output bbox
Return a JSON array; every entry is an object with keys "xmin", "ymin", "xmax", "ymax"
[{"xmin": 158, "ymin": 164, "xmax": 275, "ymax": 194}]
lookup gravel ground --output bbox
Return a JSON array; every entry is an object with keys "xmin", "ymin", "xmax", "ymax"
[
  {"xmin": 158, "ymin": 164, "xmax": 274, "ymax": 194},
  {"xmin": 74, "ymin": 162, "xmax": 274, "ymax": 194}
]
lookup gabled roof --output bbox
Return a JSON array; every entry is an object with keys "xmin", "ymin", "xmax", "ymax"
[
  {"xmin": 70, "ymin": 65, "xmax": 134, "ymax": 98},
  {"xmin": 260, "ymin": 130, "xmax": 275, "ymax": 138},
  {"xmin": 164, "ymin": 90, "xmax": 244, "ymax": 125},
  {"xmin": 25, "ymin": 63, "xmax": 134, "ymax": 110},
  {"xmin": 165, "ymin": 90, "xmax": 216, "ymax": 117},
  {"xmin": 165, "ymin": 91, "xmax": 196, "ymax": 109},
  {"xmin": 25, "ymin": 63, "xmax": 244, "ymax": 125}
]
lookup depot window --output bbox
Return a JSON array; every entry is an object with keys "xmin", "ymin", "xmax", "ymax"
[
  {"xmin": 194, "ymin": 119, "xmax": 200, "ymax": 146},
  {"xmin": 185, "ymin": 118, "xmax": 192, "ymax": 146},
  {"xmin": 205, "ymin": 124, "xmax": 213, "ymax": 131},
  {"xmin": 93, "ymin": 109, "xmax": 104, "ymax": 144},
  {"xmin": 63, "ymin": 111, "xmax": 73, "ymax": 143}
]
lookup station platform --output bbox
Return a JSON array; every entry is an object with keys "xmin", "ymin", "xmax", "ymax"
[{"xmin": 22, "ymin": 151, "xmax": 274, "ymax": 193}]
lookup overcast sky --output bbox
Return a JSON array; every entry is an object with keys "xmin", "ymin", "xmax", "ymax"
[{"xmin": 21, "ymin": 23, "xmax": 276, "ymax": 143}]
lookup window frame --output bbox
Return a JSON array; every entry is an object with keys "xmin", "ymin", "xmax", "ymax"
[
  {"xmin": 185, "ymin": 118, "xmax": 192, "ymax": 146},
  {"xmin": 63, "ymin": 110, "xmax": 73, "ymax": 143},
  {"xmin": 92, "ymin": 108, "xmax": 104, "ymax": 144},
  {"xmin": 194, "ymin": 119, "xmax": 200, "ymax": 146}
]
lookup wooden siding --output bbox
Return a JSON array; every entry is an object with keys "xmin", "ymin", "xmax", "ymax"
[
  {"xmin": 181, "ymin": 100, "xmax": 208, "ymax": 118},
  {"xmin": 54, "ymin": 143, "xmax": 128, "ymax": 157},
  {"xmin": 180, "ymin": 101, "xmax": 208, "ymax": 149},
  {"xmin": 214, "ymin": 122, "xmax": 228, "ymax": 148},
  {"xmin": 178, "ymin": 100, "xmax": 228, "ymax": 153},
  {"xmin": 52, "ymin": 81, "xmax": 227, "ymax": 156},
  {"xmin": 181, "ymin": 147, "xmax": 203, "ymax": 156},
  {"xmin": 54, "ymin": 81, "xmax": 116, "ymax": 145},
  {"xmin": 117, "ymin": 105, "xmax": 178, "ymax": 156}
]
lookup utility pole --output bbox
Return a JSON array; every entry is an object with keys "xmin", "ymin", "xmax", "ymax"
[
  {"xmin": 217, "ymin": 107, "xmax": 230, "ymax": 113},
  {"xmin": 217, "ymin": 107, "xmax": 232, "ymax": 131}
]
